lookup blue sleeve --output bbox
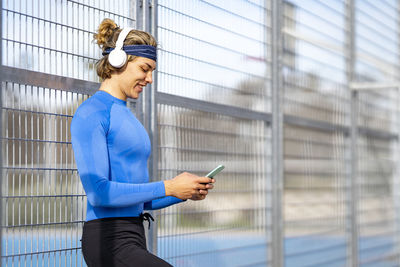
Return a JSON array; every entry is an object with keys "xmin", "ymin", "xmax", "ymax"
[
  {"xmin": 71, "ymin": 108, "xmax": 166, "ymax": 208},
  {"xmin": 144, "ymin": 196, "xmax": 186, "ymax": 210}
]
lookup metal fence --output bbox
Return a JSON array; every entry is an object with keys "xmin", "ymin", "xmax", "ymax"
[
  {"xmin": 282, "ymin": 1, "xmax": 349, "ymax": 266},
  {"xmin": 154, "ymin": 1, "xmax": 272, "ymax": 266},
  {"xmin": 1, "ymin": 0, "xmax": 134, "ymax": 266},
  {"xmin": 354, "ymin": 1, "xmax": 400, "ymax": 265},
  {"xmin": 1, "ymin": 0, "xmax": 400, "ymax": 267}
]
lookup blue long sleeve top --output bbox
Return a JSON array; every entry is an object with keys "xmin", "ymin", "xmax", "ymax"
[{"xmin": 71, "ymin": 90, "xmax": 183, "ymax": 221}]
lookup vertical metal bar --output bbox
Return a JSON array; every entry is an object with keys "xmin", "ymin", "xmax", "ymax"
[
  {"xmin": 10, "ymin": 83, "xmax": 14, "ymax": 267},
  {"xmin": 148, "ymin": 0, "xmax": 158, "ymax": 255},
  {"xmin": 349, "ymin": 93, "xmax": 359, "ymax": 267},
  {"xmin": 48, "ymin": 89, "xmax": 52, "ymax": 266},
  {"xmin": 35, "ymin": 95, "xmax": 39, "ymax": 266},
  {"xmin": 53, "ymin": 90, "xmax": 57, "ymax": 266},
  {"xmin": 0, "ymin": 0, "xmax": 3, "ymax": 264},
  {"xmin": 137, "ymin": 0, "xmax": 158, "ymax": 254},
  {"xmin": 396, "ymin": 95, "xmax": 400, "ymax": 266},
  {"xmin": 23, "ymin": 85, "xmax": 27, "ymax": 267},
  {"xmin": 29, "ymin": 85, "xmax": 33, "ymax": 267},
  {"xmin": 264, "ymin": 1, "xmax": 271, "ymax": 266},
  {"xmin": 24, "ymin": 0, "xmax": 28, "ymax": 261},
  {"xmin": 396, "ymin": 4, "xmax": 400, "ymax": 265},
  {"xmin": 4, "ymin": 84, "xmax": 8, "ymax": 267},
  {"xmin": 346, "ymin": 0, "xmax": 358, "ymax": 266},
  {"xmin": 62, "ymin": 92, "xmax": 65, "ymax": 267},
  {"xmin": 17, "ymin": 86, "xmax": 21, "ymax": 266},
  {"xmin": 31, "ymin": 1, "xmax": 34, "ymax": 73},
  {"xmin": 136, "ymin": 0, "xmax": 144, "ymax": 30},
  {"xmin": 135, "ymin": 0, "xmax": 144, "ymax": 123},
  {"xmin": 271, "ymin": 0, "xmax": 283, "ymax": 266},
  {"xmin": 392, "ymin": 86, "xmax": 400, "ymax": 264},
  {"xmin": 42, "ymin": 88, "xmax": 45, "ymax": 266}
]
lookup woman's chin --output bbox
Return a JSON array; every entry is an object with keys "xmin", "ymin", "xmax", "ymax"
[
  {"xmin": 129, "ymin": 89, "xmax": 142, "ymax": 99},
  {"xmin": 130, "ymin": 94, "xmax": 139, "ymax": 99}
]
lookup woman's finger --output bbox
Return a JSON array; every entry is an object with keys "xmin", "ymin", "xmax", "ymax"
[
  {"xmin": 198, "ymin": 189, "xmax": 208, "ymax": 195},
  {"xmin": 206, "ymin": 184, "xmax": 214, "ymax": 189},
  {"xmin": 196, "ymin": 183, "xmax": 208, "ymax": 190},
  {"xmin": 198, "ymin": 177, "xmax": 213, "ymax": 184}
]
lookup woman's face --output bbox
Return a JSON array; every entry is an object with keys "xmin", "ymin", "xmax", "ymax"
[{"xmin": 118, "ymin": 57, "xmax": 156, "ymax": 99}]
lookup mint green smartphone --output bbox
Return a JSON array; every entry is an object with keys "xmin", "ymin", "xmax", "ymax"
[{"xmin": 206, "ymin": 165, "xmax": 225, "ymax": 178}]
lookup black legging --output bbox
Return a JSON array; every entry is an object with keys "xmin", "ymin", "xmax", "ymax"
[{"xmin": 81, "ymin": 216, "xmax": 173, "ymax": 267}]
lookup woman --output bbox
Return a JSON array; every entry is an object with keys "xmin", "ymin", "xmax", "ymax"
[{"xmin": 71, "ymin": 18, "xmax": 215, "ymax": 267}]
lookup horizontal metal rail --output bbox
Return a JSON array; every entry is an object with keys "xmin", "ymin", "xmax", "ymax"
[
  {"xmin": 2, "ymin": 167, "xmax": 77, "ymax": 171},
  {"xmin": 3, "ymin": 220, "xmax": 85, "ymax": 229},
  {"xmin": 160, "ymin": 207, "xmax": 270, "ymax": 216},
  {"xmin": 158, "ymin": 123, "xmax": 269, "ymax": 138},
  {"xmin": 2, "ymin": 107, "xmax": 74, "ymax": 118},
  {"xmin": 236, "ymin": 260, "xmax": 270, "ymax": 267},
  {"xmin": 3, "ymin": 66, "xmax": 396, "ymax": 142},
  {"xmin": 156, "ymin": 91, "xmax": 271, "ymax": 122},
  {"xmin": 1, "ymin": 137, "xmax": 71, "ymax": 145},
  {"xmin": 158, "ymin": 26, "xmax": 268, "ymax": 60},
  {"xmin": 1, "ymin": 66, "xmax": 99, "ymax": 95},
  {"xmin": 198, "ymin": 0, "xmax": 267, "ymax": 27},
  {"xmin": 286, "ymin": 242, "xmax": 347, "ymax": 258},
  {"xmin": 158, "ymin": 70, "xmax": 268, "ymax": 96},
  {"xmin": 2, "ymin": 247, "xmax": 81, "ymax": 259},
  {"xmin": 3, "ymin": 38, "xmax": 97, "ymax": 61},
  {"xmin": 164, "ymin": 242, "xmax": 268, "ymax": 260},
  {"xmin": 66, "ymin": 0, "xmax": 135, "ymax": 21},
  {"xmin": 158, "ymin": 4, "xmax": 265, "ymax": 44},
  {"xmin": 158, "ymin": 147, "xmax": 269, "ymax": 157},
  {"xmin": 2, "ymin": 9, "xmax": 96, "ymax": 36},
  {"xmin": 159, "ymin": 49, "xmax": 266, "ymax": 79},
  {"xmin": 300, "ymin": 255, "xmax": 347, "ymax": 267},
  {"xmin": 158, "ymin": 225, "xmax": 266, "ymax": 239},
  {"xmin": 3, "ymin": 195, "xmax": 86, "ymax": 199}
]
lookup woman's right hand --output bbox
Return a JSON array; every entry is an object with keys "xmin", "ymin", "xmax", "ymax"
[{"xmin": 164, "ymin": 172, "xmax": 214, "ymax": 200}]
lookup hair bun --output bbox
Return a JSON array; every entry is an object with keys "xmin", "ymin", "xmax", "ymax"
[{"xmin": 94, "ymin": 18, "xmax": 119, "ymax": 47}]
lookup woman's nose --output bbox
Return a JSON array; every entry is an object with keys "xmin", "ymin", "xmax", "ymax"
[{"xmin": 145, "ymin": 72, "xmax": 153, "ymax": 84}]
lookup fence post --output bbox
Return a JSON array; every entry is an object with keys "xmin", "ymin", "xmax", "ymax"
[
  {"xmin": 148, "ymin": 0, "xmax": 159, "ymax": 255},
  {"xmin": 346, "ymin": 0, "xmax": 358, "ymax": 266},
  {"xmin": 396, "ymin": 3, "xmax": 400, "ymax": 264},
  {"xmin": 271, "ymin": 0, "xmax": 284, "ymax": 266},
  {"xmin": 0, "ymin": 0, "xmax": 3, "ymax": 264},
  {"xmin": 136, "ymin": 0, "xmax": 159, "ymax": 255}
]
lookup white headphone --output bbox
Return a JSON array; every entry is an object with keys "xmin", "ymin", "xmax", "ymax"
[{"xmin": 108, "ymin": 27, "xmax": 134, "ymax": 68}]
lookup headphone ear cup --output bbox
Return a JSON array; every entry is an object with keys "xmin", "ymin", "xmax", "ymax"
[{"xmin": 108, "ymin": 49, "xmax": 127, "ymax": 68}]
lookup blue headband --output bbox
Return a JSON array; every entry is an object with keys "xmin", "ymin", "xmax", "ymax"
[{"xmin": 103, "ymin": 45, "xmax": 157, "ymax": 61}]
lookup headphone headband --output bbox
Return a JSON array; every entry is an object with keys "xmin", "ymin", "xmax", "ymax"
[{"xmin": 115, "ymin": 27, "xmax": 134, "ymax": 49}]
